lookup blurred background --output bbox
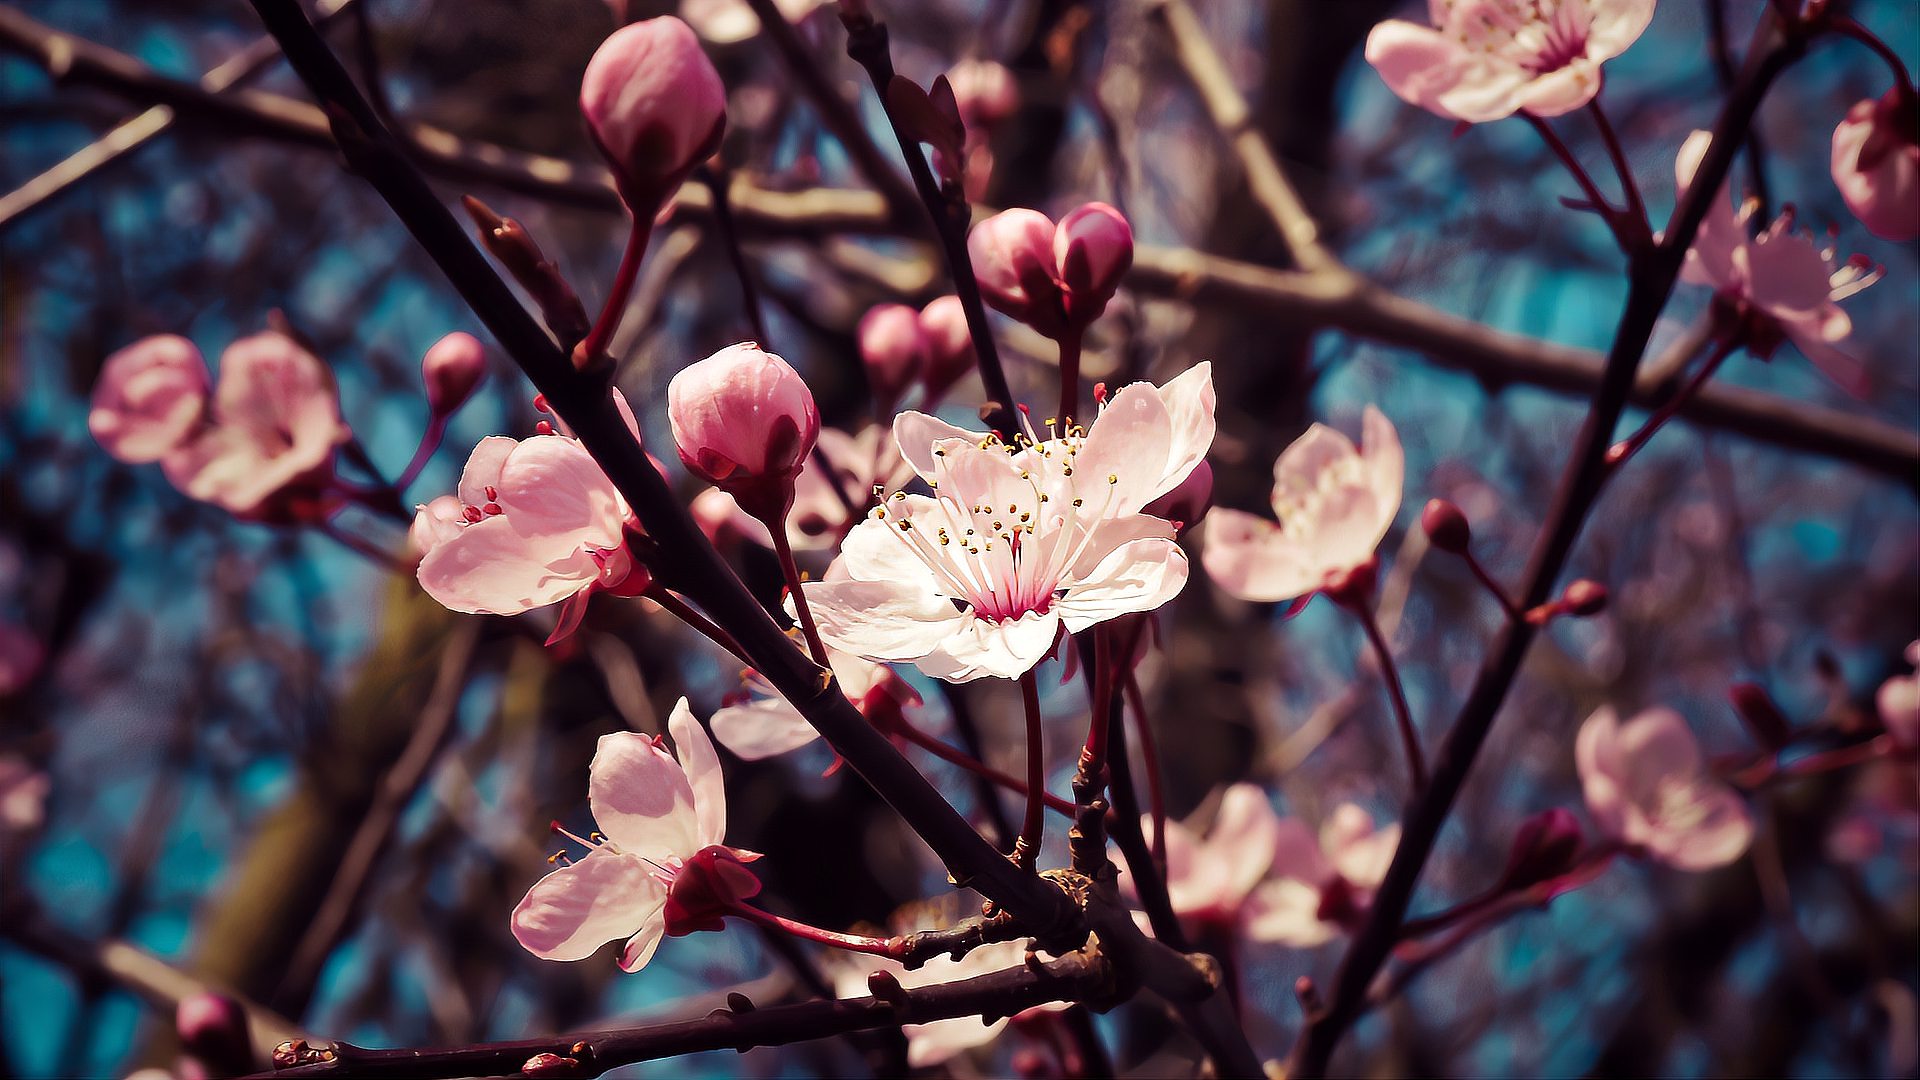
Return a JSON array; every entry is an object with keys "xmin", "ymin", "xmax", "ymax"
[{"xmin": 1, "ymin": 0, "xmax": 1915, "ymax": 1075}]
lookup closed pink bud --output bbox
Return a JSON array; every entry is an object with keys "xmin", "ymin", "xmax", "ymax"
[
  {"xmin": 176, "ymin": 992, "xmax": 249, "ymax": 1070},
  {"xmin": 1832, "ymin": 89, "xmax": 1919, "ymax": 241},
  {"xmin": 422, "ymin": 332, "xmax": 486, "ymax": 416},
  {"xmin": 580, "ymin": 17, "xmax": 726, "ymax": 214},
  {"xmin": 918, "ymin": 295, "xmax": 975, "ymax": 398},
  {"xmin": 668, "ymin": 343, "xmax": 819, "ymax": 516},
  {"xmin": 968, "ymin": 208, "xmax": 1068, "ymax": 338},
  {"xmin": 948, "ymin": 59, "xmax": 1018, "ymax": 129},
  {"xmin": 1053, "ymin": 202, "xmax": 1133, "ymax": 326},
  {"xmin": 89, "ymin": 335, "xmax": 210, "ymax": 464},
  {"xmin": 857, "ymin": 303, "xmax": 926, "ymax": 409},
  {"xmin": 1420, "ymin": 498, "xmax": 1471, "ymax": 554}
]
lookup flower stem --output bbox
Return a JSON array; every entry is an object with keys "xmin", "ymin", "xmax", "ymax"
[
  {"xmin": 1121, "ymin": 663, "xmax": 1169, "ymax": 871},
  {"xmin": 647, "ymin": 587, "xmax": 754, "ymax": 668},
  {"xmin": 726, "ymin": 902, "xmax": 900, "ymax": 958},
  {"xmin": 769, "ymin": 526, "xmax": 830, "ymax": 667},
  {"xmin": 1586, "ymin": 100, "xmax": 1651, "ymax": 245},
  {"xmin": 892, "ymin": 713, "xmax": 1074, "ymax": 817},
  {"xmin": 1058, "ymin": 330, "xmax": 1084, "ymax": 426},
  {"xmin": 395, "ymin": 413, "xmax": 445, "ymax": 493},
  {"xmin": 1462, "ymin": 550, "xmax": 1522, "ymax": 622},
  {"xmin": 1342, "ymin": 598, "xmax": 1426, "ymax": 792},
  {"xmin": 1527, "ymin": 113, "xmax": 1639, "ymax": 253},
  {"xmin": 1828, "ymin": 16, "xmax": 1917, "ymax": 112},
  {"xmin": 577, "ymin": 215, "xmax": 651, "ymax": 367},
  {"xmin": 1014, "ymin": 670, "xmax": 1048, "ymax": 870},
  {"xmin": 1605, "ymin": 337, "xmax": 1739, "ymax": 469},
  {"xmin": 318, "ymin": 519, "xmax": 409, "ymax": 574}
]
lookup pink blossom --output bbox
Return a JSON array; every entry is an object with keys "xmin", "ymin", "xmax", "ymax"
[
  {"xmin": 512, "ymin": 699, "xmax": 760, "ymax": 971},
  {"xmin": 918, "ymin": 295, "xmax": 976, "ymax": 401},
  {"xmin": 0, "ymin": 621, "xmax": 44, "ymax": 697},
  {"xmin": 1576, "ymin": 705, "xmax": 1753, "ymax": 871},
  {"xmin": 668, "ymin": 343, "xmax": 820, "ymax": 518},
  {"xmin": 160, "ymin": 333, "xmax": 351, "ymax": 519},
  {"xmin": 678, "ymin": 0, "xmax": 825, "ymax": 44},
  {"xmin": 696, "ymin": 425, "xmax": 907, "ymax": 553},
  {"xmin": 0, "ymin": 754, "xmax": 48, "ymax": 834},
  {"xmin": 581, "ymin": 17, "xmax": 726, "ymax": 210},
  {"xmin": 408, "ymin": 495, "xmax": 467, "ymax": 558},
  {"xmin": 802, "ymin": 364, "xmax": 1213, "ymax": 682},
  {"xmin": 1201, "ymin": 406, "xmax": 1403, "ymax": 604},
  {"xmin": 422, "ymin": 332, "xmax": 486, "ymax": 417},
  {"xmin": 1365, "ymin": 0, "xmax": 1655, "ymax": 123},
  {"xmin": 833, "ymin": 939, "xmax": 1066, "ymax": 1067},
  {"xmin": 1244, "ymin": 804, "xmax": 1400, "ymax": 947},
  {"xmin": 948, "ymin": 59, "xmax": 1019, "ymax": 129},
  {"xmin": 857, "ymin": 303, "xmax": 927, "ymax": 409},
  {"xmin": 1675, "ymin": 130, "xmax": 1883, "ymax": 397},
  {"xmin": 711, "ymin": 647, "xmax": 920, "ymax": 760},
  {"xmin": 1832, "ymin": 89, "xmax": 1919, "ymax": 242},
  {"xmin": 1878, "ymin": 641, "xmax": 1920, "ymax": 749},
  {"xmin": 1151, "ymin": 783, "xmax": 1284, "ymax": 925},
  {"xmin": 88, "ymin": 335, "xmax": 210, "ymax": 464},
  {"xmin": 967, "ymin": 204, "xmax": 1134, "ymax": 340}
]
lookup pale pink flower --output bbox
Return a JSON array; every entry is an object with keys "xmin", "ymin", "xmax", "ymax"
[
  {"xmin": 711, "ymin": 647, "xmax": 920, "ymax": 760},
  {"xmin": 857, "ymin": 303, "xmax": 927, "ymax": 410},
  {"xmin": 0, "ymin": 621, "xmax": 44, "ymax": 696},
  {"xmin": 668, "ymin": 343, "xmax": 820, "ymax": 518},
  {"xmin": 88, "ymin": 335, "xmax": 210, "ymax": 464},
  {"xmin": 678, "ymin": 0, "xmax": 825, "ymax": 45},
  {"xmin": 512, "ymin": 699, "xmax": 759, "ymax": 971},
  {"xmin": 1365, "ymin": 0, "xmax": 1655, "ymax": 123},
  {"xmin": 967, "ymin": 204, "xmax": 1134, "ymax": 340},
  {"xmin": 1201, "ymin": 406, "xmax": 1403, "ymax": 604},
  {"xmin": 833, "ymin": 939, "xmax": 1066, "ymax": 1068},
  {"xmin": 581, "ymin": 17, "xmax": 726, "ymax": 209},
  {"xmin": 1150, "ymin": 783, "xmax": 1284, "ymax": 925},
  {"xmin": 697, "ymin": 425, "xmax": 907, "ymax": 553},
  {"xmin": 1244, "ymin": 804, "xmax": 1400, "ymax": 947},
  {"xmin": 1878, "ymin": 641, "xmax": 1920, "ymax": 749},
  {"xmin": 160, "ymin": 333, "xmax": 350, "ymax": 519},
  {"xmin": 1576, "ymin": 705, "xmax": 1753, "ymax": 871},
  {"xmin": 1675, "ymin": 130, "xmax": 1883, "ymax": 397},
  {"xmin": 408, "ymin": 495, "xmax": 468, "ymax": 558},
  {"xmin": 422, "ymin": 332, "xmax": 486, "ymax": 417},
  {"xmin": 1831, "ymin": 89, "xmax": 1919, "ymax": 242},
  {"xmin": 0, "ymin": 754, "xmax": 49, "ymax": 833},
  {"xmin": 802, "ymin": 364, "xmax": 1214, "ymax": 682}
]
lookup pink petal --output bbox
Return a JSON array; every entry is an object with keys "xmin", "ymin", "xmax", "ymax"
[
  {"xmin": 1584, "ymin": 0, "xmax": 1658, "ymax": 60},
  {"xmin": 510, "ymin": 848, "xmax": 666, "ymax": 962},
  {"xmin": 1575, "ymin": 707, "xmax": 1630, "ymax": 840},
  {"xmin": 1244, "ymin": 877, "xmax": 1336, "ymax": 946},
  {"xmin": 1269, "ymin": 816, "xmax": 1332, "ymax": 885},
  {"xmin": 589, "ymin": 730, "xmax": 702, "ymax": 858},
  {"xmin": 1364, "ymin": 19, "xmax": 1469, "ymax": 119},
  {"xmin": 1076, "ymin": 382, "xmax": 1176, "ymax": 515},
  {"xmin": 804, "ymin": 577, "xmax": 969, "ymax": 662},
  {"xmin": 710, "ymin": 698, "xmax": 820, "ymax": 760},
  {"xmin": 914, "ymin": 609, "xmax": 1061, "ymax": 683},
  {"xmin": 416, "ymin": 516, "xmax": 599, "ymax": 615},
  {"xmin": 667, "ymin": 698, "xmax": 728, "ymax": 850},
  {"xmin": 1508, "ymin": 59, "xmax": 1602, "ymax": 118},
  {"xmin": 1152, "ymin": 361, "xmax": 1216, "ymax": 497},
  {"xmin": 1204, "ymin": 784, "xmax": 1284, "ymax": 907},
  {"xmin": 1651, "ymin": 784, "xmax": 1753, "ymax": 871},
  {"xmin": 1054, "ymin": 535, "xmax": 1189, "ymax": 634},
  {"xmin": 1200, "ymin": 508, "xmax": 1322, "ymax": 603},
  {"xmin": 893, "ymin": 410, "xmax": 982, "ymax": 484},
  {"xmin": 88, "ymin": 335, "xmax": 209, "ymax": 464}
]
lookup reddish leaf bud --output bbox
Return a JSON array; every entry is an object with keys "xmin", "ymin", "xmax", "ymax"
[
  {"xmin": 1560, "ymin": 579, "xmax": 1608, "ymax": 616},
  {"xmin": 1420, "ymin": 497, "xmax": 1472, "ymax": 554}
]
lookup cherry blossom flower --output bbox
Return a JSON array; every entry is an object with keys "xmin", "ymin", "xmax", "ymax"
[
  {"xmin": 801, "ymin": 364, "xmax": 1214, "ymax": 682},
  {"xmin": 88, "ymin": 335, "xmax": 209, "ymax": 464},
  {"xmin": 967, "ymin": 204, "xmax": 1134, "ymax": 340},
  {"xmin": 512, "ymin": 699, "xmax": 760, "ymax": 971},
  {"xmin": 422, "ymin": 332, "xmax": 485, "ymax": 417},
  {"xmin": 833, "ymin": 939, "xmax": 1067, "ymax": 1068},
  {"xmin": 408, "ymin": 495, "xmax": 467, "ymax": 558},
  {"xmin": 1146, "ymin": 783, "xmax": 1284, "ymax": 926},
  {"xmin": 1832, "ymin": 89, "xmax": 1919, "ymax": 242},
  {"xmin": 1675, "ymin": 130, "xmax": 1883, "ymax": 397},
  {"xmin": 1201, "ymin": 406, "xmax": 1403, "ymax": 604},
  {"xmin": 160, "ymin": 332, "xmax": 351, "ymax": 520},
  {"xmin": 678, "ymin": 0, "xmax": 825, "ymax": 45},
  {"xmin": 1365, "ymin": 0, "xmax": 1656, "ymax": 123},
  {"xmin": 711, "ymin": 648, "xmax": 921, "ymax": 760},
  {"xmin": 1878, "ymin": 641, "xmax": 1920, "ymax": 749},
  {"xmin": 0, "ymin": 620, "xmax": 44, "ymax": 697},
  {"xmin": 581, "ymin": 16, "xmax": 726, "ymax": 212},
  {"xmin": 1576, "ymin": 706, "xmax": 1753, "ymax": 871},
  {"xmin": 0, "ymin": 754, "xmax": 49, "ymax": 834},
  {"xmin": 1244, "ymin": 804, "xmax": 1401, "ymax": 947},
  {"xmin": 695, "ymin": 426, "xmax": 908, "ymax": 553}
]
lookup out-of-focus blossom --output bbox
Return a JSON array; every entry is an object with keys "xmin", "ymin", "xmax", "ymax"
[
  {"xmin": 422, "ymin": 331, "xmax": 486, "ymax": 417},
  {"xmin": 1245, "ymin": 804, "xmax": 1400, "ymax": 947},
  {"xmin": 512, "ymin": 700, "xmax": 760, "ymax": 971},
  {"xmin": 697, "ymin": 426, "xmax": 906, "ymax": 553},
  {"xmin": 160, "ymin": 333, "xmax": 351, "ymax": 520},
  {"xmin": 968, "ymin": 204, "xmax": 1134, "ymax": 340},
  {"xmin": 802, "ymin": 364, "xmax": 1212, "ymax": 682},
  {"xmin": 88, "ymin": 335, "xmax": 209, "ymax": 464},
  {"xmin": 668, "ymin": 343, "xmax": 820, "ymax": 520},
  {"xmin": 0, "ymin": 755, "xmax": 49, "ymax": 833},
  {"xmin": 0, "ymin": 621, "xmax": 44, "ymax": 696},
  {"xmin": 711, "ymin": 648, "xmax": 921, "ymax": 760},
  {"xmin": 581, "ymin": 17, "xmax": 726, "ymax": 212},
  {"xmin": 857, "ymin": 304, "xmax": 926, "ymax": 410},
  {"xmin": 1576, "ymin": 706, "xmax": 1753, "ymax": 870},
  {"xmin": 918, "ymin": 295, "xmax": 976, "ymax": 402},
  {"xmin": 1878, "ymin": 641, "xmax": 1920, "ymax": 748},
  {"xmin": 833, "ymin": 939, "xmax": 1066, "ymax": 1067},
  {"xmin": 678, "ymin": 0, "xmax": 825, "ymax": 44},
  {"xmin": 1365, "ymin": 0, "xmax": 1655, "ymax": 123},
  {"xmin": 1150, "ymin": 783, "xmax": 1283, "ymax": 925},
  {"xmin": 948, "ymin": 59, "xmax": 1019, "ymax": 129},
  {"xmin": 1675, "ymin": 130, "xmax": 1883, "ymax": 397},
  {"xmin": 1201, "ymin": 406, "xmax": 1403, "ymax": 604},
  {"xmin": 1832, "ymin": 89, "xmax": 1919, "ymax": 241}
]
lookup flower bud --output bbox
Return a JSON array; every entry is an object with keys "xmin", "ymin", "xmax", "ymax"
[
  {"xmin": 89, "ymin": 335, "xmax": 210, "ymax": 464},
  {"xmin": 662, "ymin": 847, "xmax": 763, "ymax": 937},
  {"xmin": 856, "ymin": 303, "xmax": 926, "ymax": 409},
  {"xmin": 580, "ymin": 17, "xmax": 726, "ymax": 215},
  {"xmin": 1728, "ymin": 682, "xmax": 1793, "ymax": 751},
  {"xmin": 1420, "ymin": 498, "xmax": 1471, "ymax": 554},
  {"xmin": 948, "ymin": 59, "xmax": 1018, "ymax": 129},
  {"xmin": 918, "ymin": 295, "xmax": 975, "ymax": 399},
  {"xmin": 668, "ymin": 343, "xmax": 820, "ymax": 519},
  {"xmin": 1831, "ymin": 88, "xmax": 1919, "ymax": 242},
  {"xmin": 968, "ymin": 208, "xmax": 1067, "ymax": 338},
  {"xmin": 1496, "ymin": 808, "xmax": 1585, "ymax": 893},
  {"xmin": 1561, "ymin": 579, "xmax": 1608, "ymax": 616},
  {"xmin": 176, "ymin": 992, "xmax": 250, "ymax": 1072},
  {"xmin": 422, "ymin": 332, "xmax": 486, "ymax": 417},
  {"xmin": 1143, "ymin": 459, "xmax": 1212, "ymax": 532},
  {"xmin": 1053, "ymin": 202, "xmax": 1133, "ymax": 327}
]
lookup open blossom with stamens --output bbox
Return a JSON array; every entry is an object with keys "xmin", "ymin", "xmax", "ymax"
[
  {"xmin": 512, "ymin": 699, "xmax": 761, "ymax": 971},
  {"xmin": 1201, "ymin": 406, "xmax": 1403, "ymax": 604},
  {"xmin": 711, "ymin": 648, "xmax": 921, "ymax": 760},
  {"xmin": 1675, "ymin": 130, "xmax": 1883, "ymax": 397},
  {"xmin": 1576, "ymin": 706, "xmax": 1753, "ymax": 871},
  {"xmin": 1365, "ymin": 0, "xmax": 1655, "ymax": 123},
  {"xmin": 802, "ymin": 364, "xmax": 1214, "ymax": 683}
]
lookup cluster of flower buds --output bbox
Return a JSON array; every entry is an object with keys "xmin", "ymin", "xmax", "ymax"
[
  {"xmin": 855, "ymin": 295, "xmax": 978, "ymax": 411},
  {"xmin": 968, "ymin": 203, "xmax": 1134, "ymax": 341}
]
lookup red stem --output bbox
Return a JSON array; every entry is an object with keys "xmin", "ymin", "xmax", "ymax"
[
  {"xmin": 1343, "ymin": 597, "xmax": 1427, "ymax": 792},
  {"xmin": 1015, "ymin": 670, "xmax": 1048, "ymax": 870},
  {"xmin": 1828, "ymin": 16, "xmax": 1917, "ymax": 110},
  {"xmin": 769, "ymin": 525, "xmax": 830, "ymax": 666},
  {"xmin": 395, "ymin": 413, "xmax": 445, "ymax": 492},
  {"xmin": 1606, "ymin": 337, "xmax": 1739, "ymax": 468},
  {"xmin": 577, "ymin": 216, "xmax": 652, "ymax": 366},
  {"xmin": 726, "ymin": 902, "xmax": 900, "ymax": 958},
  {"xmin": 1527, "ymin": 113, "xmax": 1638, "ymax": 252},
  {"xmin": 1586, "ymin": 100, "xmax": 1651, "ymax": 243},
  {"xmin": 1121, "ymin": 662, "xmax": 1168, "ymax": 871},
  {"xmin": 647, "ymin": 588, "xmax": 755, "ymax": 668},
  {"xmin": 1462, "ymin": 550, "xmax": 1522, "ymax": 621},
  {"xmin": 891, "ymin": 717, "xmax": 1075, "ymax": 816},
  {"xmin": 1058, "ymin": 329, "xmax": 1084, "ymax": 425}
]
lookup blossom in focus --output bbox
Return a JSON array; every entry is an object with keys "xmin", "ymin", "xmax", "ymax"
[
  {"xmin": 159, "ymin": 333, "xmax": 351, "ymax": 520},
  {"xmin": 1675, "ymin": 130, "xmax": 1883, "ymax": 397},
  {"xmin": 1878, "ymin": 641, "xmax": 1920, "ymax": 749},
  {"xmin": 580, "ymin": 17, "xmax": 726, "ymax": 211},
  {"xmin": 711, "ymin": 647, "xmax": 921, "ymax": 760},
  {"xmin": 678, "ymin": 0, "xmax": 825, "ymax": 45},
  {"xmin": 512, "ymin": 699, "xmax": 761, "ymax": 971},
  {"xmin": 833, "ymin": 939, "xmax": 1066, "ymax": 1068},
  {"xmin": 1365, "ymin": 0, "xmax": 1655, "ymax": 123},
  {"xmin": 802, "ymin": 364, "xmax": 1213, "ymax": 682},
  {"xmin": 668, "ymin": 343, "xmax": 821, "ymax": 519},
  {"xmin": 1576, "ymin": 706, "xmax": 1753, "ymax": 871},
  {"xmin": 696, "ymin": 426, "xmax": 908, "ymax": 553},
  {"xmin": 0, "ymin": 621, "xmax": 44, "ymax": 696},
  {"xmin": 88, "ymin": 335, "xmax": 209, "ymax": 464},
  {"xmin": 1831, "ymin": 89, "xmax": 1919, "ymax": 242},
  {"xmin": 1201, "ymin": 406, "xmax": 1403, "ymax": 604},
  {"xmin": 967, "ymin": 204, "xmax": 1134, "ymax": 340},
  {"xmin": 0, "ymin": 754, "xmax": 49, "ymax": 834},
  {"xmin": 422, "ymin": 331, "xmax": 486, "ymax": 417},
  {"xmin": 1244, "ymin": 803, "xmax": 1401, "ymax": 947}
]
